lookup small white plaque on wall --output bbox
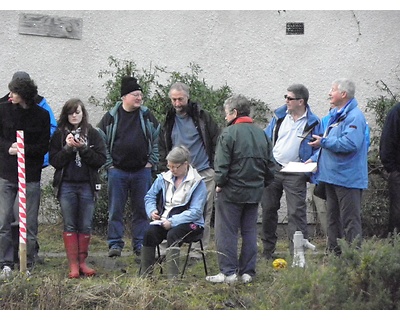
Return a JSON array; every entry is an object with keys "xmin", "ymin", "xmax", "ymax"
[{"xmin": 18, "ymin": 13, "xmax": 82, "ymax": 40}]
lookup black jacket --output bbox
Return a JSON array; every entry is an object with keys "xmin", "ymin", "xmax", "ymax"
[
  {"xmin": 49, "ymin": 125, "xmax": 107, "ymax": 198},
  {"xmin": 380, "ymin": 102, "xmax": 400, "ymax": 173},
  {"xmin": 158, "ymin": 100, "xmax": 220, "ymax": 172},
  {"xmin": 0, "ymin": 101, "xmax": 50, "ymax": 183}
]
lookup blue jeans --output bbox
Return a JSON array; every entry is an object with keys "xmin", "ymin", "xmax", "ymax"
[
  {"xmin": 0, "ymin": 178, "xmax": 40, "ymax": 268},
  {"xmin": 107, "ymin": 167, "xmax": 151, "ymax": 253},
  {"xmin": 58, "ymin": 181, "xmax": 95, "ymax": 234}
]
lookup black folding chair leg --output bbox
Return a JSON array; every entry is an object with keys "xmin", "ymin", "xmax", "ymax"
[
  {"xmin": 181, "ymin": 242, "xmax": 193, "ymax": 279},
  {"xmin": 181, "ymin": 239, "xmax": 208, "ymax": 279},
  {"xmin": 199, "ymin": 240, "xmax": 208, "ymax": 276},
  {"xmin": 156, "ymin": 244, "xmax": 163, "ymax": 274}
]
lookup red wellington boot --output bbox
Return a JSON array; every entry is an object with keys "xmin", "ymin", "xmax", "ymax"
[
  {"xmin": 63, "ymin": 232, "xmax": 80, "ymax": 279},
  {"xmin": 78, "ymin": 233, "xmax": 96, "ymax": 277}
]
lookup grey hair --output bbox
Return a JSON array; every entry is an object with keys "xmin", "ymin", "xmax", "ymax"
[
  {"xmin": 333, "ymin": 78, "xmax": 355, "ymax": 99},
  {"xmin": 169, "ymin": 82, "xmax": 190, "ymax": 99},
  {"xmin": 166, "ymin": 145, "xmax": 191, "ymax": 164},
  {"xmin": 287, "ymin": 84, "xmax": 309, "ymax": 104},
  {"xmin": 224, "ymin": 94, "xmax": 251, "ymax": 116}
]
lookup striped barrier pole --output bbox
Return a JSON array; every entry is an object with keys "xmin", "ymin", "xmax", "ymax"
[{"xmin": 17, "ymin": 130, "xmax": 27, "ymax": 273}]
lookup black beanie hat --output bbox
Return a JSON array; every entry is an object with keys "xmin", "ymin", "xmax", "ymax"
[{"xmin": 120, "ymin": 76, "xmax": 142, "ymax": 97}]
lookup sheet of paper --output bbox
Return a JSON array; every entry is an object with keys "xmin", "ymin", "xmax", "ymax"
[
  {"xmin": 150, "ymin": 219, "xmax": 165, "ymax": 225},
  {"xmin": 280, "ymin": 161, "xmax": 317, "ymax": 173}
]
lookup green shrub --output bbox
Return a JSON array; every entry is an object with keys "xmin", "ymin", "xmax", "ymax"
[{"xmin": 89, "ymin": 57, "xmax": 231, "ymax": 125}]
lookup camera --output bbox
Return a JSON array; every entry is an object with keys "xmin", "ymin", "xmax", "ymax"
[{"xmin": 73, "ymin": 133, "xmax": 80, "ymax": 142}]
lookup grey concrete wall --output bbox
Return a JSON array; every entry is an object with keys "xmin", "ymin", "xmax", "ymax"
[{"xmin": 1, "ymin": 10, "xmax": 399, "ymax": 123}]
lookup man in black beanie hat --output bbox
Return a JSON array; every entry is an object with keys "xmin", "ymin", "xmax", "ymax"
[
  {"xmin": 97, "ymin": 76, "xmax": 160, "ymax": 261},
  {"xmin": 120, "ymin": 76, "xmax": 142, "ymax": 97}
]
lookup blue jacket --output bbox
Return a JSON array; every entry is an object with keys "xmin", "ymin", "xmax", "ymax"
[
  {"xmin": 316, "ymin": 98, "xmax": 368, "ymax": 189},
  {"xmin": 264, "ymin": 104, "xmax": 322, "ymax": 182},
  {"xmin": 144, "ymin": 165, "xmax": 206, "ymax": 228},
  {"xmin": 38, "ymin": 96, "xmax": 57, "ymax": 167},
  {"xmin": 321, "ymin": 108, "xmax": 370, "ymax": 150}
]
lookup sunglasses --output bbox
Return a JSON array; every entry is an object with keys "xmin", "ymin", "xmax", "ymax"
[{"xmin": 284, "ymin": 95, "xmax": 302, "ymax": 101}]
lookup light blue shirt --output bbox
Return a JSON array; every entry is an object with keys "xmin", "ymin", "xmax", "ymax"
[{"xmin": 171, "ymin": 114, "xmax": 210, "ymax": 172}]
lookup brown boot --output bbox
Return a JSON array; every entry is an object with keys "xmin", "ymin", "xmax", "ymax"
[
  {"xmin": 63, "ymin": 232, "xmax": 80, "ymax": 279},
  {"xmin": 78, "ymin": 233, "xmax": 96, "ymax": 277}
]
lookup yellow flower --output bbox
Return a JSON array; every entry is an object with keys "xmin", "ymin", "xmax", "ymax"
[{"xmin": 272, "ymin": 258, "xmax": 287, "ymax": 269}]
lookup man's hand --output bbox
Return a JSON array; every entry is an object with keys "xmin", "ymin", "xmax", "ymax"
[
  {"xmin": 8, "ymin": 142, "xmax": 17, "ymax": 155},
  {"xmin": 308, "ymin": 134, "xmax": 323, "ymax": 148}
]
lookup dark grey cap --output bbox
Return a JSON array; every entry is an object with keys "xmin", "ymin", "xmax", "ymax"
[{"xmin": 12, "ymin": 71, "xmax": 31, "ymax": 81}]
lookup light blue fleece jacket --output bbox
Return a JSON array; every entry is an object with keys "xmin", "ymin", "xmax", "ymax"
[
  {"xmin": 144, "ymin": 165, "xmax": 206, "ymax": 228},
  {"xmin": 316, "ymin": 98, "xmax": 368, "ymax": 189}
]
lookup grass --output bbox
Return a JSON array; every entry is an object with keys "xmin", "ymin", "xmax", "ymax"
[{"xmin": 1, "ymin": 222, "xmax": 400, "ymax": 310}]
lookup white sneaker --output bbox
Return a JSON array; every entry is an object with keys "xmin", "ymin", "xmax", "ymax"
[
  {"xmin": 241, "ymin": 273, "xmax": 252, "ymax": 284},
  {"xmin": 206, "ymin": 273, "xmax": 238, "ymax": 284},
  {"xmin": 0, "ymin": 266, "xmax": 12, "ymax": 280},
  {"xmin": 225, "ymin": 274, "xmax": 238, "ymax": 284}
]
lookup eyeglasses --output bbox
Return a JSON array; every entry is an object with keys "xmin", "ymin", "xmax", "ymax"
[
  {"xmin": 167, "ymin": 163, "xmax": 184, "ymax": 170},
  {"xmin": 129, "ymin": 92, "xmax": 143, "ymax": 98},
  {"xmin": 284, "ymin": 95, "xmax": 302, "ymax": 101}
]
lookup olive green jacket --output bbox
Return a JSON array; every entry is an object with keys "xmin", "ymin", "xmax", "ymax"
[{"xmin": 214, "ymin": 116, "xmax": 274, "ymax": 203}]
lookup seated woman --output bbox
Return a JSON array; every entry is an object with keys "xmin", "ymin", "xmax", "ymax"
[{"xmin": 140, "ymin": 145, "xmax": 206, "ymax": 279}]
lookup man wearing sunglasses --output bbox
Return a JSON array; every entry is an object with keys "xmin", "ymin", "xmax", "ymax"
[{"xmin": 261, "ymin": 84, "xmax": 322, "ymax": 260}]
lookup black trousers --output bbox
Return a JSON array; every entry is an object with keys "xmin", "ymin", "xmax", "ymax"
[{"xmin": 143, "ymin": 223, "xmax": 203, "ymax": 248}]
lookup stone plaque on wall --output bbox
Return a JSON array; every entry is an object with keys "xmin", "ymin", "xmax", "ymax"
[{"xmin": 18, "ymin": 13, "xmax": 82, "ymax": 40}]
